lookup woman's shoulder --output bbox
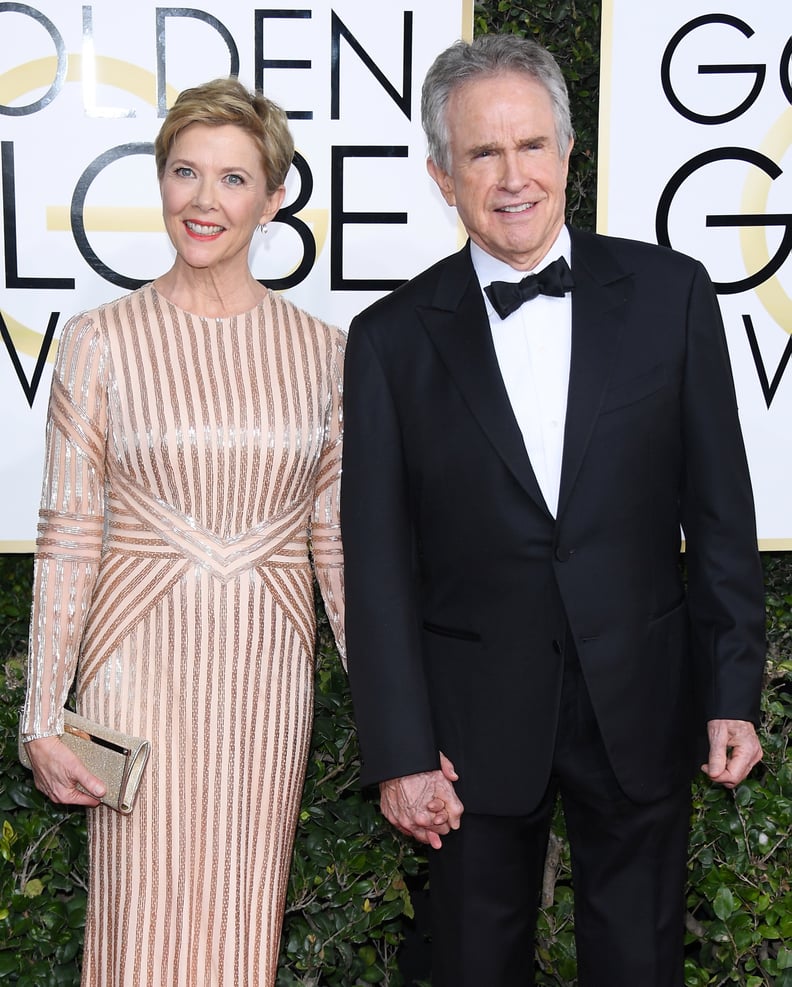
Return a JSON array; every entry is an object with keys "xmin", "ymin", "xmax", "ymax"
[
  {"xmin": 98, "ymin": 283, "xmax": 156, "ymax": 322},
  {"xmin": 62, "ymin": 284, "xmax": 153, "ymax": 333},
  {"xmin": 55, "ymin": 285, "xmax": 154, "ymax": 366},
  {"xmin": 266, "ymin": 290, "xmax": 346, "ymax": 351}
]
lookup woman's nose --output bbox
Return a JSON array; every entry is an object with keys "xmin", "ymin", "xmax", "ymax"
[{"xmin": 192, "ymin": 179, "xmax": 217, "ymax": 210}]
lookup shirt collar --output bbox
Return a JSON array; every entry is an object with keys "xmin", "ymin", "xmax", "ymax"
[{"xmin": 471, "ymin": 225, "xmax": 572, "ymax": 287}]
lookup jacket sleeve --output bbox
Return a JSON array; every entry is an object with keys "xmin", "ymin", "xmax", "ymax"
[
  {"xmin": 680, "ymin": 262, "xmax": 766, "ymax": 725},
  {"xmin": 340, "ymin": 314, "xmax": 439, "ymax": 786}
]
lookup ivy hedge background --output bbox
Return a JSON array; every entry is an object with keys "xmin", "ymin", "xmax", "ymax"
[{"xmin": 2, "ymin": 2, "xmax": 791, "ymax": 985}]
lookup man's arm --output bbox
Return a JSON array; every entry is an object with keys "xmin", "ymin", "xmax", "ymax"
[
  {"xmin": 341, "ymin": 314, "xmax": 440, "ymax": 787},
  {"xmin": 680, "ymin": 262, "xmax": 766, "ymax": 773}
]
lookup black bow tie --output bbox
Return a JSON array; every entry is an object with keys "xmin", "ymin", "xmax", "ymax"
[{"xmin": 484, "ymin": 256, "xmax": 575, "ymax": 319}]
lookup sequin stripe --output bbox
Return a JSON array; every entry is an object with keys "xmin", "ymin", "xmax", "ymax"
[
  {"xmin": 309, "ymin": 526, "xmax": 344, "ymax": 567},
  {"xmin": 76, "ymin": 556, "xmax": 189, "ymax": 695},
  {"xmin": 129, "ymin": 288, "xmax": 178, "ymax": 503},
  {"xmin": 273, "ymin": 296, "xmax": 311, "ymax": 511},
  {"xmin": 243, "ymin": 615, "xmax": 311, "ymax": 984},
  {"xmin": 102, "ymin": 500, "xmax": 188, "ymax": 558},
  {"xmin": 35, "ymin": 510, "xmax": 104, "ymax": 559},
  {"xmin": 22, "ymin": 553, "xmax": 99, "ymax": 739},
  {"xmin": 110, "ymin": 473, "xmax": 313, "ymax": 581},
  {"xmin": 294, "ymin": 308, "xmax": 343, "ymax": 490},
  {"xmin": 253, "ymin": 629, "xmax": 312, "ymax": 985},
  {"xmin": 312, "ymin": 438, "xmax": 342, "ymax": 496},
  {"xmin": 237, "ymin": 304, "xmax": 265, "ymax": 534},
  {"xmin": 54, "ymin": 312, "xmax": 107, "ymax": 417},
  {"xmin": 48, "ymin": 376, "xmax": 106, "ymax": 470},
  {"xmin": 257, "ymin": 565, "xmax": 316, "ymax": 659},
  {"xmin": 309, "ymin": 326, "xmax": 344, "ymax": 500},
  {"xmin": 260, "ymin": 290, "xmax": 291, "ymax": 525},
  {"xmin": 315, "ymin": 570, "xmax": 346, "ymax": 664},
  {"xmin": 102, "ymin": 500, "xmax": 312, "ymax": 565}
]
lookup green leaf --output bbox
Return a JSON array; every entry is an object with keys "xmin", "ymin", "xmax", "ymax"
[
  {"xmin": 23, "ymin": 878, "xmax": 44, "ymax": 898},
  {"xmin": 778, "ymin": 947, "xmax": 792, "ymax": 970},
  {"xmin": 713, "ymin": 885, "xmax": 737, "ymax": 920}
]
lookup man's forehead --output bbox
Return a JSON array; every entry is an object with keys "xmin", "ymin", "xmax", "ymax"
[{"xmin": 449, "ymin": 70, "xmax": 549, "ymax": 102}]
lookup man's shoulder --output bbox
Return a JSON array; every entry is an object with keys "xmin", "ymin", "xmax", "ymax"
[
  {"xmin": 351, "ymin": 246, "xmax": 470, "ymax": 329},
  {"xmin": 570, "ymin": 226, "xmax": 705, "ymax": 279}
]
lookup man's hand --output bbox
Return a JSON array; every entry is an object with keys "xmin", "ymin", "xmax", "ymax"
[
  {"xmin": 702, "ymin": 719, "xmax": 763, "ymax": 789},
  {"xmin": 24, "ymin": 735, "xmax": 106, "ymax": 807},
  {"xmin": 379, "ymin": 752, "xmax": 464, "ymax": 849}
]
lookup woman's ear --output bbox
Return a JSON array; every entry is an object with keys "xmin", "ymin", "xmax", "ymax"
[{"xmin": 261, "ymin": 184, "xmax": 286, "ymax": 225}]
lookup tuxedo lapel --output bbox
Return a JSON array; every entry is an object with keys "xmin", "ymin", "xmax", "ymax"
[
  {"xmin": 419, "ymin": 246, "xmax": 552, "ymax": 515},
  {"xmin": 557, "ymin": 229, "xmax": 635, "ymax": 517},
  {"xmin": 415, "ymin": 235, "xmax": 635, "ymax": 520}
]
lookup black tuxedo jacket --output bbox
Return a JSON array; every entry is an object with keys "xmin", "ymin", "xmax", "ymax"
[{"xmin": 341, "ymin": 227, "xmax": 765, "ymax": 814}]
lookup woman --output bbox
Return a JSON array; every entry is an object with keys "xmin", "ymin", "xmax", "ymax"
[{"xmin": 20, "ymin": 78, "xmax": 345, "ymax": 986}]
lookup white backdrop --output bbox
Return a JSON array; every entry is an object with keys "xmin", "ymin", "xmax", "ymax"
[
  {"xmin": 0, "ymin": 0, "xmax": 471, "ymax": 548},
  {"xmin": 599, "ymin": 2, "xmax": 792, "ymax": 547}
]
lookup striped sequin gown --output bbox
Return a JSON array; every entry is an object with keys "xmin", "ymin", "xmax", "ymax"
[{"xmin": 22, "ymin": 283, "xmax": 345, "ymax": 986}]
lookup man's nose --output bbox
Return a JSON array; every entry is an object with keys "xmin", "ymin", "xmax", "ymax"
[{"xmin": 499, "ymin": 153, "xmax": 529, "ymax": 193}]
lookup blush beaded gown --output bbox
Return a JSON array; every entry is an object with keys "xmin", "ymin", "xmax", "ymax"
[{"xmin": 22, "ymin": 283, "xmax": 346, "ymax": 986}]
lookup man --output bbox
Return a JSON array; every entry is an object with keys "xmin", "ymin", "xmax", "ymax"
[{"xmin": 341, "ymin": 34, "xmax": 765, "ymax": 987}]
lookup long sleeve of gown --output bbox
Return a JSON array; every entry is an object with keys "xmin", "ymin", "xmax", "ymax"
[
  {"xmin": 310, "ymin": 327, "xmax": 346, "ymax": 664},
  {"xmin": 21, "ymin": 312, "xmax": 109, "ymax": 741}
]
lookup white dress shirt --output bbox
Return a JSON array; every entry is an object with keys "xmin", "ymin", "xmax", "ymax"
[{"xmin": 471, "ymin": 227, "xmax": 572, "ymax": 518}]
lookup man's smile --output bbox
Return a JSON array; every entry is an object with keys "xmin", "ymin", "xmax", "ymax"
[{"xmin": 497, "ymin": 202, "xmax": 535, "ymax": 213}]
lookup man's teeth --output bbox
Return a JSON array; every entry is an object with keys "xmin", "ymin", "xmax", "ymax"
[
  {"xmin": 186, "ymin": 221, "xmax": 224, "ymax": 234},
  {"xmin": 500, "ymin": 203, "xmax": 533, "ymax": 213}
]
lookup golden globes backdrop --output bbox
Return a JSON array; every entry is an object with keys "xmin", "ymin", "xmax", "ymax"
[
  {"xmin": 0, "ymin": 0, "xmax": 472, "ymax": 549},
  {"xmin": 599, "ymin": 2, "xmax": 792, "ymax": 547}
]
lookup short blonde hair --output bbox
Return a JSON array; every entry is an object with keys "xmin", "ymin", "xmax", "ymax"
[{"xmin": 155, "ymin": 78, "xmax": 294, "ymax": 194}]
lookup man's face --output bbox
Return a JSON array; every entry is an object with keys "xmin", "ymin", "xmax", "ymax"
[{"xmin": 428, "ymin": 71, "xmax": 573, "ymax": 271}]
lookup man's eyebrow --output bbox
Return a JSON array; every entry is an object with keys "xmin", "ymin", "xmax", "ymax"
[
  {"xmin": 513, "ymin": 133, "xmax": 551, "ymax": 148},
  {"xmin": 465, "ymin": 135, "xmax": 551, "ymax": 156}
]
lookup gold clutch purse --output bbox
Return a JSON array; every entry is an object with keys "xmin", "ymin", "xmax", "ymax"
[{"xmin": 20, "ymin": 711, "xmax": 151, "ymax": 814}]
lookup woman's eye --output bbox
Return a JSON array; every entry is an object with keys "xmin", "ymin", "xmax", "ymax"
[
  {"xmin": 174, "ymin": 166, "xmax": 194, "ymax": 178},
  {"xmin": 225, "ymin": 174, "xmax": 244, "ymax": 186}
]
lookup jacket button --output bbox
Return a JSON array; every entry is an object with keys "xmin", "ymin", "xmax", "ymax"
[
  {"xmin": 555, "ymin": 546, "xmax": 575, "ymax": 562},
  {"xmin": 552, "ymin": 639, "xmax": 562, "ymax": 655}
]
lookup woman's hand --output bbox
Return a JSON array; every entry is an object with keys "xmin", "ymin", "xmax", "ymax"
[{"xmin": 24, "ymin": 735, "xmax": 106, "ymax": 807}]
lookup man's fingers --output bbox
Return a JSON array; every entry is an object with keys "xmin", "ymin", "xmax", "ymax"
[
  {"xmin": 439, "ymin": 751, "xmax": 459, "ymax": 781},
  {"xmin": 705, "ymin": 750, "xmax": 760, "ymax": 788},
  {"xmin": 704, "ymin": 719, "xmax": 763, "ymax": 788},
  {"xmin": 379, "ymin": 765, "xmax": 464, "ymax": 846}
]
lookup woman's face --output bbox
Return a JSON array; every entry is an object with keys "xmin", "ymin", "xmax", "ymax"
[{"xmin": 160, "ymin": 122, "xmax": 285, "ymax": 277}]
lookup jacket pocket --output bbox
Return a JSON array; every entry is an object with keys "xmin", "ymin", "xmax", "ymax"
[
  {"xmin": 423, "ymin": 620, "xmax": 481, "ymax": 642},
  {"xmin": 599, "ymin": 364, "xmax": 667, "ymax": 415}
]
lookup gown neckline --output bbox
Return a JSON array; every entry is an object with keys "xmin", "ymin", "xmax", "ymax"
[{"xmin": 149, "ymin": 282, "xmax": 269, "ymax": 323}]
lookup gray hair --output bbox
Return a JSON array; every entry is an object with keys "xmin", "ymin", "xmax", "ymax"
[{"xmin": 421, "ymin": 35, "xmax": 574, "ymax": 172}]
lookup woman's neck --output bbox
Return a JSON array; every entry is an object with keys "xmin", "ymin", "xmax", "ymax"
[{"xmin": 154, "ymin": 262, "xmax": 267, "ymax": 318}]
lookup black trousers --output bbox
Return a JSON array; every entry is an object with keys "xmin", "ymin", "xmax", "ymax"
[{"xmin": 427, "ymin": 646, "xmax": 691, "ymax": 987}]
